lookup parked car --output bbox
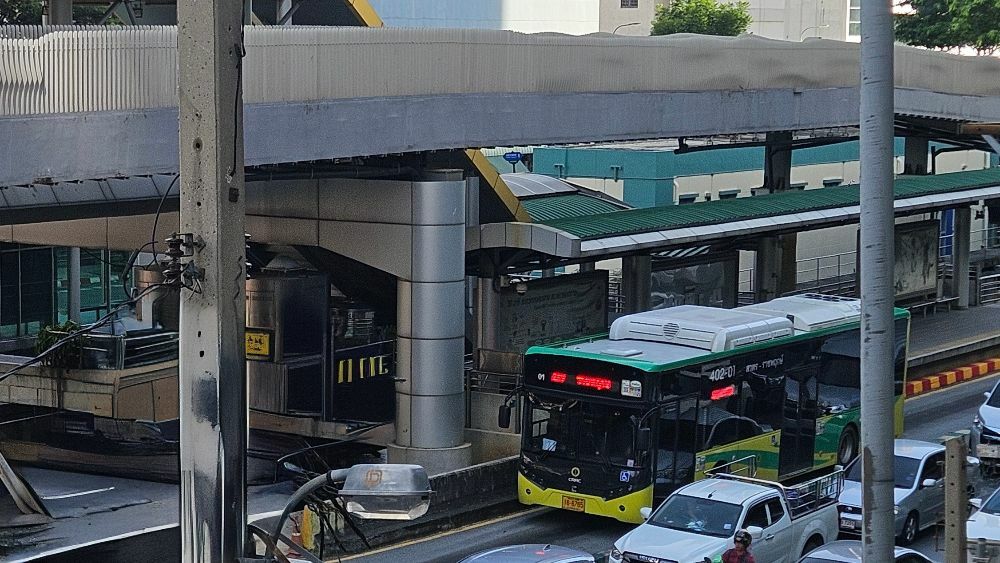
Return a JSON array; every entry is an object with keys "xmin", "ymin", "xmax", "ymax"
[
  {"xmin": 458, "ymin": 544, "xmax": 595, "ymax": 563},
  {"xmin": 972, "ymin": 379, "xmax": 1000, "ymax": 473},
  {"xmin": 837, "ymin": 439, "xmax": 979, "ymax": 545},
  {"xmin": 797, "ymin": 539, "xmax": 933, "ymax": 562},
  {"xmin": 609, "ymin": 471, "xmax": 841, "ymax": 563},
  {"xmin": 967, "ymin": 487, "xmax": 1000, "ymax": 560}
]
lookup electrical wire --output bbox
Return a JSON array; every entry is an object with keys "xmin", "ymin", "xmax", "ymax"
[
  {"xmin": 0, "ymin": 282, "xmax": 168, "ymax": 385},
  {"xmin": 120, "ymin": 174, "xmax": 180, "ymax": 297}
]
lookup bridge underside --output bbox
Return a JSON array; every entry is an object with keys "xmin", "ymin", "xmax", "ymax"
[{"xmin": 4, "ymin": 87, "xmax": 1000, "ymax": 188}]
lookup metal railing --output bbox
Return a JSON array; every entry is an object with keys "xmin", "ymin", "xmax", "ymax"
[
  {"xmin": 981, "ymin": 273, "xmax": 1000, "ymax": 305},
  {"xmin": 44, "ymin": 330, "xmax": 178, "ymax": 370}
]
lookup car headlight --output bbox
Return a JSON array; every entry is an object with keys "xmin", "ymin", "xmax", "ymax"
[
  {"xmin": 894, "ymin": 505, "xmax": 900, "ymax": 515},
  {"xmin": 610, "ymin": 548, "xmax": 622, "ymax": 560}
]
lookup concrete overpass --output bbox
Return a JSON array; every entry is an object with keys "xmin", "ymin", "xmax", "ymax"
[{"xmin": 3, "ymin": 27, "xmax": 1000, "ymax": 189}]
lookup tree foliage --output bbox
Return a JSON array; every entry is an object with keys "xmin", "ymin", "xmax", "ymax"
[
  {"xmin": 651, "ymin": 0, "xmax": 753, "ymax": 37},
  {"xmin": 0, "ymin": 0, "xmax": 43, "ymax": 24},
  {"xmin": 895, "ymin": 0, "xmax": 1000, "ymax": 55}
]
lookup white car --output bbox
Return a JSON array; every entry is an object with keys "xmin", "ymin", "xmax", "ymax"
[
  {"xmin": 609, "ymin": 473, "xmax": 840, "ymax": 563},
  {"xmin": 797, "ymin": 539, "xmax": 933, "ymax": 563},
  {"xmin": 967, "ymin": 487, "xmax": 1000, "ymax": 560},
  {"xmin": 972, "ymin": 379, "xmax": 1000, "ymax": 473}
]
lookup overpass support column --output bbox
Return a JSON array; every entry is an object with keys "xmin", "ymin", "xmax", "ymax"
[
  {"xmin": 755, "ymin": 237, "xmax": 782, "ymax": 303},
  {"xmin": 68, "ymin": 248, "xmax": 81, "ymax": 323},
  {"xmin": 954, "ymin": 206, "xmax": 971, "ymax": 308},
  {"xmin": 621, "ymin": 255, "xmax": 651, "ymax": 314},
  {"xmin": 43, "ymin": 0, "xmax": 74, "ymax": 24},
  {"xmin": 764, "ymin": 131, "xmax": 797, "ymax": 295},
  {"xmin": 388, "ymin": 170, "xmax": 472, "ymax": 475},
  {"xmin": 904, "ymin": 138, "xmax": 929, "ymax": 175},
  {"xmin": 579, "ymin": 262, "xmax": 596, "ymax": 273}
]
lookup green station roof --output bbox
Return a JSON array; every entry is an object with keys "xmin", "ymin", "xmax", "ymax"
[
  {"xmin": 542, "ymin": 167, "xmax": 1000, "ymax": 240},
  {"xmin": 521, "ymin": 193, "xmax": 628, "ymax": 222}
]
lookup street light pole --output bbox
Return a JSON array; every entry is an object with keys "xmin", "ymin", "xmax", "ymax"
[
  {"xmin": 858, "ymin": 0, "xmax": 896, "ymax": 561},
  {"xmin": 613, "ymin": 22, "xmax": 641, "ymax": 35}
]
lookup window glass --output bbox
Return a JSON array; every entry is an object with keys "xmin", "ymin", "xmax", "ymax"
[
  {"xmin": 621, "ymin": 0, "xmax": 638, "ymax": 7},
  {"xmin": 766, "ymin": 497, "xmax": 785, "ymax": 525},
  {"xmin": 743, "ymin": 501, "xmax": 769, "ymax": 529},
  {"xmin": 848, "ymin": 0, "xmax": 861, "ymax": 36},
  {"xmin": 920, "ymin": 452, "xmax": 944, "ymax": 482}
]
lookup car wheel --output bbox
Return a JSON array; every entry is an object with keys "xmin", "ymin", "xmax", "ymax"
[
  {"xmin": 801, "ymin": 535, "xmax": 824, "ymax": 557},
  {"xmin": 899, "ymin": 511, "xmax": 919, "ymax": 546},
  {"xmin": 838, "ymin": 426, "xmax": 859, "ymax": 466}
]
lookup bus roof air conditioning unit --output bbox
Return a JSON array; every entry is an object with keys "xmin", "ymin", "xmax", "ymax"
[
  {"xmin": 609, "ymin": 305, "xmax": 793, "ymax": 352},
  {"xmin": 740, "ymin": 294, "xmax": 861, "ymax": 332}
]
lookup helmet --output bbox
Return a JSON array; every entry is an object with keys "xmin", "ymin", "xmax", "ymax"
[{"xmin": 734, "ymin": 529, "xmax": 752, "ymax": 546}]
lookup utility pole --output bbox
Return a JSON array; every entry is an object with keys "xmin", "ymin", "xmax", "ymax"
[
  {"xmin": 858, "ymin": 0, "xmax": 896, "ymax": 561},
  {"xmin": 944, "ymin": 435, "xmax": 969, "ymax": 563},
  {"xmin": 176, "ymin": 0, "xmax": 247, "ymax": 560}
]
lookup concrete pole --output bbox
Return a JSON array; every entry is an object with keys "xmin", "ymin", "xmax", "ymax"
[
  {"xmin": 277, "ymin": 0, "xmax": 293, "ymax": 24},
  {"xmin": 954, "ymin": 207, "xmax": 972, "ymax": 308},
  {"xmin": 176, "ymin": 0, "xmax": 247, "ymax": 559},
  {"xmin": 43, "ymin": 0, "xmax": 74, "ymax": 24},
  {"xmin": 903, "ymin": 137, "xmax": 929, "ymax": 175},
  {"xmin": 763, "ymin": 132, "xmax": 797, "ymax": 295},
  {"xmin": 858, "ymin": 0, "xmax": 896, "ymax": 560},
  {"xmin": 621, "ymin": 255, "xmax": 651, "ymax": 313},
  {"xmin": 755, "ymin": 236, "xmax": 782, "ymax": 303},
  {"xmin": 68, "ymin": 248, "xmax": 81, "ymax": 323},
  {"xmin": 944, "ymin": 435, "xmax": 969, "ymax": 563}
]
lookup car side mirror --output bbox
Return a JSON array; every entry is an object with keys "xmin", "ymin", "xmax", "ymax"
[
  {"xmin": 970, "ymin": 498, "xmax": 982, "ymax": 510},
  {"xmin": 746, "ymin": 525, "xmax": 764, "ymax": 540},
  {"xmin": 922, "ymin": 478, "xmax": 939, "ymax": 488},
  {"xmin": 637, "ymin": 427, "xmax": 651, "ymax": 451},
  {"xmin": 986, "ymin": 392, "xmax": 992, "ymax": 400},
  {"xmin": 498, "ymin": 404, "xmax": 512, "ymax": 429},
  {"xmin": 640, "ymin": 506, "xmax": 652, "ymax": 520}
]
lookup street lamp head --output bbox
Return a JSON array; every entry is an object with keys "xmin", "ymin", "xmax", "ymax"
[
  {"xmin": 613, "ymin": 22, "xmax": 642, "ymax": 35},
  {"xmin": 339, "ymin": 464, "xmax": 432, "ymax": 520}
]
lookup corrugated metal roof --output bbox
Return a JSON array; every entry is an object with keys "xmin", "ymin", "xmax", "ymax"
[
  {"xmin": 522, "ymin": 193, "xmax": 628, "ymax": 222},
  {"xmin": 543, "ymin": 168, "xmax": 1000, "ymax": 240}
]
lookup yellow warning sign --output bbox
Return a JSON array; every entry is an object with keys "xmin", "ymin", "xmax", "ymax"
[{"xmin": 245, "ymin": 329, "xmax": 272, "ymax": 360}]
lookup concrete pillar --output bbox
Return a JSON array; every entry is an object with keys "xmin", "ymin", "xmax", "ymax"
[
  {"xmin": 387, "ymin": 169, "xmax": 472, "ymax": 475},
  {"xmin": 579, "ymin": 262, "xmax": 596, "ymax": 273},
  {"xmin": 43, "ymin": 0, "xmax": 73, "ymax": 24},
  {"xmin": 755, "ymin": 237, "xmax": 782, "ymax": 303},
  {"xmin": 904, "ymin": 137, "xmax": 930, "ymax": 175},
  {"xmin": 621, "ymin": 255, "xmax": 651, "ymax": 313},
  {"xmin": 763, "ymin": 131, "xmax": 797, "ymax": 295},
  {"xmin": 954, "ymin": 206, "xmax": 971, "ymax": 308},
  {"xmin": 475, "ymin": 275, "xmax": 499, "ymax": 352},
  {"xmin": 722, "ymin": 256, "xmax": 738, "ymax": 308},
  {"xmin": 68, "ymin": 247, "xmax": 81, "ymax": 323},
  {"xmin": 177, "ymin": 0, "xmax": 247, "ymax": 557}
]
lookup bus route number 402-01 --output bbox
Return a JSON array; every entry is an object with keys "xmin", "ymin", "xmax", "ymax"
[{"xmin": 708, "ymin": 365, "xmax": 735, "ymax": 382}]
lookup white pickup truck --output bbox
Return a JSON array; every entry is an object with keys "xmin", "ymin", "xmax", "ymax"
[{"xmin": 609, "ymin": 470, "xmax": 843, "ymax": 563}]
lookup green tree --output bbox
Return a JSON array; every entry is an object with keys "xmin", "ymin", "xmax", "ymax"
[
  {"xmin": 651, "ymin": 0, "xmax": 753, "ymax": 37},
  {"xmin": 0, "ymin": 0, "xmax": 42, "ymax": 24},
  {"xmin": 895, "ymin": 0, "xmax": 1000, "ymax": 55}
]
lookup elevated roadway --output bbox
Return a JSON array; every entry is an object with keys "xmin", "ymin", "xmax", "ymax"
[{"xmin": 2, "ymin": 28, "xmax": 1000, "ymax": 187}]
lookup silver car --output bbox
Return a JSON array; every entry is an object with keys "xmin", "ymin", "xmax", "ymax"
[
  {"xmin": 837, "ymin": 439, "xmax": 979, "ymax": 545},
  {"xmin": 972, "ymin": 379, "xmax": 1000, "ymax": 472},
  {"xmin": 458, "ymin": 544, "xmax": 595, "ymax": 563},
  {"xmin": 797, "ymin": 539, "xmax": 932, "ymax": 563}
]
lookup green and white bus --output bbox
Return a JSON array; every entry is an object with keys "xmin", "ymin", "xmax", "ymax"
[{"xmin": 508, "ymin": 294, "xmax": 909, "ymax": 524}]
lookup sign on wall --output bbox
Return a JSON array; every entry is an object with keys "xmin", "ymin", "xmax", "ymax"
[
  {"xmin": 496, "ymin": 270, "xmax": 609, "ymax": 352},
  {"xmin": 327, "ymin": 340, "xmax": 395, "ymax": 422},
  {"xmin": 245, "ymin": 328, "xmax": 274, "ymax": 361}
]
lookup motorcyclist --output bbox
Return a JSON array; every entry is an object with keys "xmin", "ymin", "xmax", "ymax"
[{"xmin": 720, "ymin": 529, "xmax": 756, "ymax": 563}]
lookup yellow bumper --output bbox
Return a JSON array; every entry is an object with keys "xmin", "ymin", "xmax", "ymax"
[{"xmin": 517, "ymin": 472, "xmax": 653, "ymax": 524}]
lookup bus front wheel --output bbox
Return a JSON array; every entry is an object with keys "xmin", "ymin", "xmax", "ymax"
[{"xmin": 838, "ymin": 426, "xmax": 859, "ymax": 466}]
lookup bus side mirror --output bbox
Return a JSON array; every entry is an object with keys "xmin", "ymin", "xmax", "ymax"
[
  {"xmin": 637, "ymin": 427, "xmax": 651, "ymax": 451},
  {"xmin": 498, "ymin": 404, "xmax": 512, "ymax": 429}
]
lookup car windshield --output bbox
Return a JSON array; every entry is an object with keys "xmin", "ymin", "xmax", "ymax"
[
  {"xmin": 981, "ymin": 490, "xmax": 1000, "ymax": 515},
  {"xmin": 847, "ymin": 455, "xmax": 922, "ymax": 489},
  {"xmin": 524, "ymin": 399, "xmax": 641, "ymax": 467},
  {"xmin": 988, "ymin": 387, "xmax": 1000, "ymax": 408},
  {"xmin": 647, "ymin": 494, "xmax": 742, "ymax": 538}
]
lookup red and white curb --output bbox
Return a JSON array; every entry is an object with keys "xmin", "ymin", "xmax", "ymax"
[{"xmin": 905, "ymin": 358, "xmax": 1000, "ymax": 398}]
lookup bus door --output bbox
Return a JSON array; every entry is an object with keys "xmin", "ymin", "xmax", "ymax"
[
  {"xmin": 778, "ymin": 369, "xmax": 819, "ymax": 477},
  {"xmin": 652, "ymin": 393, "xmax": 699, "ymax": 497}
]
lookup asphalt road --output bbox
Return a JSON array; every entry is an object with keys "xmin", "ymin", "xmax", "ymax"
[{"xmin": 345, "ymin": 374, "xmax": 1000, "ymax": 563}]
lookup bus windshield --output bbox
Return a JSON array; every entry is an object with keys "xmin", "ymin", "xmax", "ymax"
[{"xmin": 525, "ymin": 398, "xmax": 641, "ymax": 468}]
